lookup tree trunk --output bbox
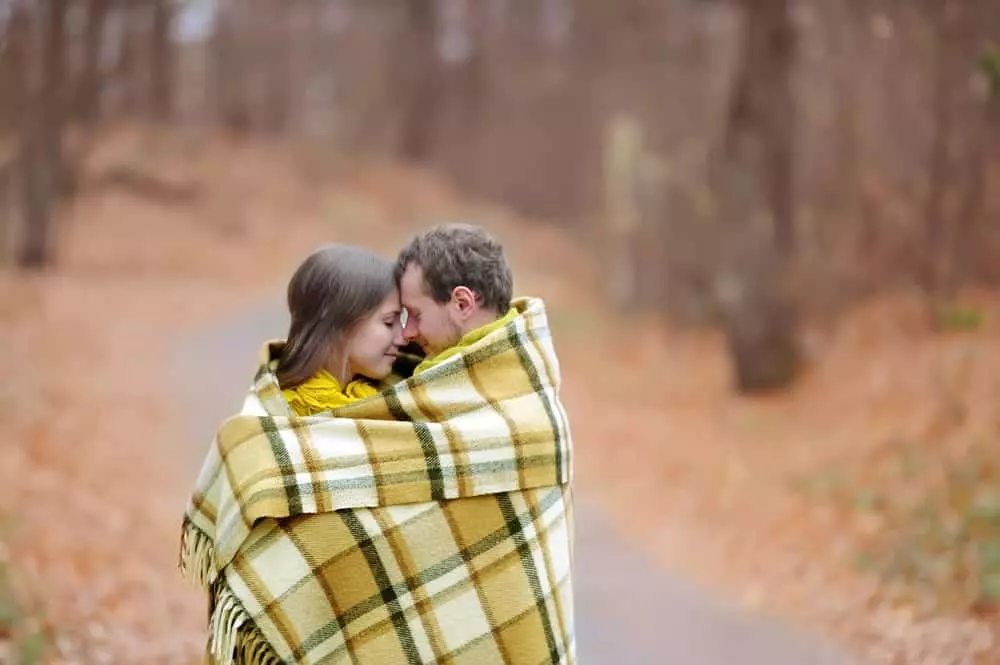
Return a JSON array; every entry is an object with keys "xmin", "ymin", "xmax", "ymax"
[
  {"xmin": 951, "ymin": 25, "xmax": 1000, "ymax": 288},
  {"xmin": 921, "ymin": 6, "xmax": 956, "ymax": 300},
  {"xmin": 438, "ymin": 0, "xmax": 487, "ymax": 178},
  {"xmin": 399, "ymin": 0, "xmax": 440, "ymax": 162},
  {"xmin": 116, "ymin": 0, "xmax": 146, "ymax": 115},
  {"xmin": 603, "ymin": 114, "xmax": 643, "ymax": 312},
  {"xmin": 722, "ymin": 0, "xmax": 796, "ymax": 258},
  {"xmin": 767, "ymin": 8, "xmax": 795, "ymax": 258},
  {"xmin": 43, "ymin": 0, "xmax": 68, "ymax": 199},
  {"xmin": 952, "ymin": 94, "xmax": 998, "ymax": 285},
  {"xmin": 16, "ymin": 5, "xmax": 55, "ymax": 269},
  {"xmin": 714, "ymin": 0, "xmax": 800, "ymax": 394},
  {"xmin": 150, "ymin": 0, "xmax": 175, "ymax": 121},
  {"xmin": 261, "ymin": 0, "xmax": 292, "ymax": 133},
  {"xmin": 0, "ymin": 8, "xmax": 30, "ymax": 263},
  {"xmin": 212, "ymin": 1, "xmax": 250, "ymax": 133},
  {"xmin": 78, "ymin": 0, "xmax": 111, "ymax": 124},
  {"xmin": 832, "ymin": 2, "xmax": 862, "ymax": 214}
]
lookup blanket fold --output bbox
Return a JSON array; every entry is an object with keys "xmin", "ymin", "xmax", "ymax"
[{"xmin": 180, "ymin": 297, "xmax": 575, "ymax": 665}]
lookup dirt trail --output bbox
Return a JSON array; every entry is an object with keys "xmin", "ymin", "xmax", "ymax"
[{"xmin": 1, "ymin": 131, "xmax": 997, "ymax": 664}]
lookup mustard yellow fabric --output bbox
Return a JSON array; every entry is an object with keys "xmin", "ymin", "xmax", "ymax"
[
  {"xmin": 281, "ymin": 370, "xmax": 378, "ymax": 416},
  {"xmin": 180, "ymin": 297, "xmax": 575, "ymax": 665},
  {"xmin": 414, "ymin": 307, "xmax": 519, "ymax": 374}
]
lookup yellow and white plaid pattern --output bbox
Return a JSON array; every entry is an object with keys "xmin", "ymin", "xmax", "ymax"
[{"xmin": 180, "ymin": 297, "xmax": 575, "ymax": 664}]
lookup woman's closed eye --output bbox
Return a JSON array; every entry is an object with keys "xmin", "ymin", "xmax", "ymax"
[{"xmin": 384, "ymin": 310, "xmax": 404, "ymax": 328}]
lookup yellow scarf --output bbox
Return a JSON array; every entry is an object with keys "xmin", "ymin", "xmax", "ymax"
[
  {"xmin": 281, "ymin": 370, "xmax": 379, "ymax": 416},
  {"xmin": 415, "ymin": 307, "xmax": 519, "ymax": 374},
  {"xmin": 282, "ymin": 308, "xmax": 519, "ymax": 412}
]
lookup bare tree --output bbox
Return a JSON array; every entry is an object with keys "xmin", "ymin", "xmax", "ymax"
[
  {"xmin": 209, "ymin": 1, "xmax": 230, "ymax": 123},
  {"xmin": 958, "ymin": 45, "xmax": 1000, "ymax": 283},
  {"xmin": 398, "ymin": 0, "xmax": 441, "ymax": 161},
  {"xmin": 78, "ymin": 0, "xmax": 111, "ymax": 124},
  {"xmin": 150, "ymin": 0, "xmax": 175, "ymax": 121},
  {"xmin": 17, "ymin": 2, "xmax": 57, "ymax": 268},
  {"xmin": 713, "ymin": 0, "xmax": 800, "ymax": 393},
  {"xmin": 211, "ymin": 0, "xmax": 251, "ymax": 133},
  {"xmin": 115, "ymin": 0, "xmax": 146, "ymax": 115},
  {"xmin": 921, "ymin": 2, "xmax": 958, "ymax": 302},
  {"xmin": 0, "ymin": 3, "xmax": 31, "ymax": 262},
  {"xmin": 259, "ymin": 0, "xmax": 293, "ymax": 133},
  {"xmin": 43, "ymin": 0, "xmax": 68, "ymax": 198},
  {"xmin": 436, "ymin": 0, "xmax": 488, "ymax": 177}
]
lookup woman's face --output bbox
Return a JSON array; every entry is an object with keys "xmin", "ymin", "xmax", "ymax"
[{"xmin": 345, "ymin": 290, "xmax": 405, "ymax": 381}]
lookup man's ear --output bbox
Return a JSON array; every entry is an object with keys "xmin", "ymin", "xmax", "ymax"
[{"xmin": 451, "ymin": 286, "xmax": 477, "ymax": 318}]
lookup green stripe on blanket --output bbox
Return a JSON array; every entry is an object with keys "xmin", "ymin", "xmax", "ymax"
[{"xmin": 180, "ymin": 297, "xmax": 575, "ymax": 664}]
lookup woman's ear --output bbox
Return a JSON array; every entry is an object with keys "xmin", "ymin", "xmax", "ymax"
[{"xmin": 451, "ymin": 286, "xmax": 477, "ymax": 317}]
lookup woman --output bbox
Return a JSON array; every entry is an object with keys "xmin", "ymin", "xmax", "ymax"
[{"xmin": 276, "ymin": 244, "xmax": 405, "ymax": 414}]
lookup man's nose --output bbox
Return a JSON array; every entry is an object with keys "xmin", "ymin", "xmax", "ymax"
[{"xmin": 402, "ymin": 318, "xmax": 418, "ymax": 340}]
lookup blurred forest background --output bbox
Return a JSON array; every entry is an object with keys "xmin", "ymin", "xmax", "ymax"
[{"xmin": 0, "ymin": 0, "xmax": 999, "ymax": 663}]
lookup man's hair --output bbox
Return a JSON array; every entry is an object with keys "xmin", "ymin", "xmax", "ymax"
[{"xmin": 395, "ymin": 223, "xmax": 513, "ymax": 313}]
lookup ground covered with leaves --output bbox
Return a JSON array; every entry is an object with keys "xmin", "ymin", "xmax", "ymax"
[{"xmin": 1, "ymin": 129, "xmax": 997, "ymax": 664}]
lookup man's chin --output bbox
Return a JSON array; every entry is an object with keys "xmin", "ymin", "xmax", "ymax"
[{"xmin": 421, "ymin": 337, "xmax": 459, "ymax": 358}]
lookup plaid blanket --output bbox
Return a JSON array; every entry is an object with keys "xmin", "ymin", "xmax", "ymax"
[{"xmin": 180, "ymin": 297, "xmax": 575, "ymax": 664}]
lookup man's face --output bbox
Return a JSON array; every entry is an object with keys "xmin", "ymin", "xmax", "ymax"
[{"xmin": 398, "ymin": 263, "xmax": 464, "ymax": 357}]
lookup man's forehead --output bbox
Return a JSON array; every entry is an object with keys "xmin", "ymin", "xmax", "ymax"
[
  {"xmin": 401, "ymin": 264, "xmax": 435, "ymax": 298},
  {"xmin": 400, "ymin": 263, "xmax": 423, "ymax": 288}
]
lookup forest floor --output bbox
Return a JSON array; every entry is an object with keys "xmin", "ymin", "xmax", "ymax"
[{"xmin": 1, "ymin": 128, "xmax": 998, "ymax": 664}]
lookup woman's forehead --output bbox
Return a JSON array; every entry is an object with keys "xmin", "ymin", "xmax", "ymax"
[{"xmin": 377, "ymin": 291, "xmax": 402, "ymax": 314}]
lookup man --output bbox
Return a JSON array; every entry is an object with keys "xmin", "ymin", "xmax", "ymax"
[
  {"xmin": 389, "ymin": 222, "xmax": 576, "ymax": 663},
  {"xmin": 395, "ymin": 222, "xmax": 516, "ymax": 365}
]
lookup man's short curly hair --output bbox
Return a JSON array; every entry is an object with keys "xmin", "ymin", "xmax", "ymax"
[{"xmin": 395, "ymin": 223, "xmax": 514, "ymax": 314}]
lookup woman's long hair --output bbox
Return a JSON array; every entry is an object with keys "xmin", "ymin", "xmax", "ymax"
[{"xmin": 276, "ymin": 244, "xmax": 396, "ymax": 389}]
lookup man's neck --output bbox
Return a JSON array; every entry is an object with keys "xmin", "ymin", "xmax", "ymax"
[
  {"xmin": 415, "ymin": 307, "xmax": 512, "ymax": 374},
  {"xmin": 460, "ymin": 308, "xmax": 502, "ymax": 338}
]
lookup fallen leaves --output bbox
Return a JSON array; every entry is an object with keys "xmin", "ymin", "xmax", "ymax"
[
  {"xmin": 566, "ymin": 291, "xmax": 1000, "ymax": 664},
  {"xmin": 1, "ymin": 128, "xmax": 998, "ymax": 664}
]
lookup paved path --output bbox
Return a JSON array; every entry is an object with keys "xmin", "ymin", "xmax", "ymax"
[{"xmin": 171, "ymin": 303, "xmax": 858, "ymax": 665}]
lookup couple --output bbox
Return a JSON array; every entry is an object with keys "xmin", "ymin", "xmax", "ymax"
[{"xmin": 180, "ymin": 224, "xmax": 576, "ymax": 665}]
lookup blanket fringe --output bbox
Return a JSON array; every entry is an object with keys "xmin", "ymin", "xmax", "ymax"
[
  {"xmin": 179, "ymin": 516, "xmax": 217, "ymax": 588},
  {"xmin": 181, "ymin": 519, "xmax": 282, "ymax": 664},
  {"xmin": 208, "ymin": 581, "xmax": 282, "ymax": 665}
]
